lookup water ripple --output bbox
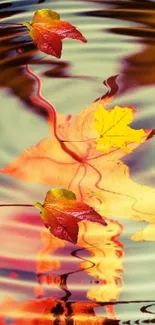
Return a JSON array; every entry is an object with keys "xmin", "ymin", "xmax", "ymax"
[{"xmin": 0, "ymin": 0, "xmax": 155, "ymax": 323}]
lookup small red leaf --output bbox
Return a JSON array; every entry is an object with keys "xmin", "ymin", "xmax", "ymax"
[
  {"xmin": 34, "ymin": 29, "xmax": 62, "ymax": 58},
  {"xmin": 34, "ymin": 188, "xmax": 107, "ymax": 244},
  {"xmin": 51, "ymin": 21, "xmax": 87, "ymax": 43},
  {"xmin": 51, "ymin": 216, "xmax": 79, "ymax": 244},
  {"xmin": 24, "ymin": 9, "xmax": 87, "ymax": 58}
]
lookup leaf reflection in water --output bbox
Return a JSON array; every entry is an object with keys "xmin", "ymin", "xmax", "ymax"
[
  {"xmin": 78, "ymin": 220, "xmax": 123, "ymax": 307},
  {"xmin": 0, "ymin": 214, "xmax": 123, "ymax": 324},
  {"xmin": 0, "ymin": 296, "xmax": 107, "ymax": 324},
  {"xmin": 35, "ymin": 217, "xmax": 123, "ymax": 321}
]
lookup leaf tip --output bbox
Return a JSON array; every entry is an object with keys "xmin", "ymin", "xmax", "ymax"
[
  {"xmin": 55, "ymin": 52, "xmax": 62, "ymax": 59},
  {"xmin": 81, "ymin": 36, "xmax": 87, "ymax": 43}
]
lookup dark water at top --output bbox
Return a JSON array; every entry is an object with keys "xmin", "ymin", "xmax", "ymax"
[{"xmin": 0, "ymin": 0, "xmax": 155, "ymax": 323}]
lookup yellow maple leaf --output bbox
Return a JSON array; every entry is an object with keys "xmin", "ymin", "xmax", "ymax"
[{"xmin": 94, "ymin": 105, "xmax": 146, "ymax": 153}]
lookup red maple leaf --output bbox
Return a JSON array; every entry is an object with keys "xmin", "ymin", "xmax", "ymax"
[
  {"xmin": 24, "ymin": 9, "xmax": 87, "ymax": 58},
  {"xmin": 34, "ymin": 188, "xmax": 107, "ymax": 244}
]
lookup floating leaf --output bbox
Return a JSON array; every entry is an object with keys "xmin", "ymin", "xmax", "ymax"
[
  {"xmin": 24, "ymin": 8, "xmax": 87, "ymax": 58},
  {"xmin": 34, "ymin": 188, "xmax": 107, "ymax": 244},
  {"xmin": 94, "ymin": 105, "xmax": 146, "ymax": 153}
]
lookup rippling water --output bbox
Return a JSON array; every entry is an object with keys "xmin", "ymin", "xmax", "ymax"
[{"xmin": 0, "ymin": 0, "xmax": 155, "ymax": 324}]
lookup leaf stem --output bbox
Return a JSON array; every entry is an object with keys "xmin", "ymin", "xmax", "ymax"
[
  {"xmin": 0, "ymin": 204, "xmax": 34, "ymax": 207},
  {"xmin": 0, "ymin": 23, "xmax": 23, "ymax": 26}
]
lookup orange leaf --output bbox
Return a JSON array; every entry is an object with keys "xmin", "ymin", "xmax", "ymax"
[
  {"xmin": 34, "ymin": 188, "xmax": 107, "ymax": 244},
  {"xmin": 24, "ymin": 8, "xmax": 87, "ymax": 58}
]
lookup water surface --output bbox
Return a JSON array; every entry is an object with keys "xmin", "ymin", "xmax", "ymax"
[{"xmin": 0, "ymin": 0, "xmax": 155, "ymax": 323}]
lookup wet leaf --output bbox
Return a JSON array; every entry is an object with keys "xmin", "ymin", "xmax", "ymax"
[
  {"xmin": 24, "ymin": 8, "xmax": 87, "ymax": 58},
  {"xmin": 94, "ymin": 105, "xmax": 146, "ymax": 153},
  {"xmin": 34, "ymin": 188, "xmax": 107, "ymax": 244}
]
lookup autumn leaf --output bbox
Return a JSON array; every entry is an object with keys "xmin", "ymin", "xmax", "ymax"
[
  {"xmin": 1, "ymin": 75, "xmax": 155, "ymax": 240},
  {"xmin": 24, "ymin": 8, "xmax": 87, "ymax": 58},
  {"xmin": 94, "ymin": 105, "xmax": 146, "ymax": 153},
  {"xmin": 34, "ymin": 188, "xmax": 107, "ymax": 244}
]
